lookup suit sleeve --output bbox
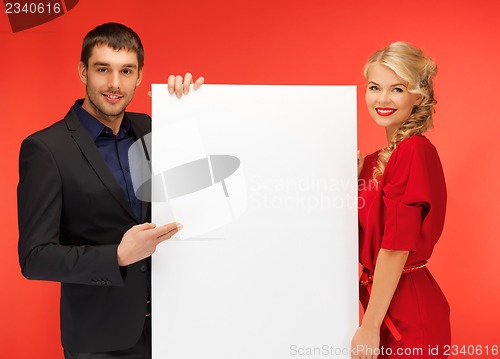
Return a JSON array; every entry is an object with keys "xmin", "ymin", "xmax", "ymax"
[
  {"xmin": 380, "ymin": 137, "xmax": 445, "ymax": 251},
  {"xmin": 17, "ymin": 136, "xmax": 125, "ymax": 286}
]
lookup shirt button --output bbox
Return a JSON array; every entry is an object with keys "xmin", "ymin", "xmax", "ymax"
[{"xmin": 140, "ymin": 264, "xmax": 147, "ymax": 273}]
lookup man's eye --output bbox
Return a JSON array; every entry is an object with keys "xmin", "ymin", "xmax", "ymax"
[
  {"xmin": 122, "ymin": 69, "xmax": 132, "ymax": 75},
  {"xmin": 97, "ymin": 68, "xmax": 108, "ymax": 73}
]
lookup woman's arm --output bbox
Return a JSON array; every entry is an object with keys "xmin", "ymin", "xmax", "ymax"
[{"xmin": 351, "ymin": 249, "xmax": 409, "ymax": 359}]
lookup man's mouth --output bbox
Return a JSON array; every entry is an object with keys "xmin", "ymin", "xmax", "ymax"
[
  {"xmin": 103, "ymin": 93, "xmax": 124, "ymax": 103},
  {"xmin": 375, "ymin": 108, "xmax": 397, "ymax": 116}
]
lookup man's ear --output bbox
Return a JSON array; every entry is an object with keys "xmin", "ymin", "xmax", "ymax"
[
  {"xmin": 78, "ymin": 61, "xmax": 87, "ymax": 85},
  {"xmin": 136, "ymin": 68, "xmax": 143, "ymax": 87}
]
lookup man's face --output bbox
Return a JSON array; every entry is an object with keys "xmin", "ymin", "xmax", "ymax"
[{"xmin": 78, "ymin": 44, "xmax": 143, "ymax": 125}]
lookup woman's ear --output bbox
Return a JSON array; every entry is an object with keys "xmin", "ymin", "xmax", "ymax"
[{"xmin": 415, "ymin": 95, "xmax": 424, "ymax": 106}]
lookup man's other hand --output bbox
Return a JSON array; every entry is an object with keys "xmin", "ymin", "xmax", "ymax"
[
  {"xmin": 168, "ymin": 72, "xmax": 204, "ymax": 98},
  {"xmin": 117, "ymin": 222, "xmax": 183, "ymax": 266}
]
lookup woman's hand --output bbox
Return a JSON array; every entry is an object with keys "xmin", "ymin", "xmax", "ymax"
[
  {"xmin": 357, "ymin": 150, "xmax": 365, "ymax": 177},
  {"xmin": 353, "ymin": 249, "xmax": 409, "ymax": 358},
  {"xmin": 351, "ymin": 324, "xmax": 380, "ymax": 359},
  {"xmin": 168, "ymin": 72, "xmax": 204, "ymax": 98}
]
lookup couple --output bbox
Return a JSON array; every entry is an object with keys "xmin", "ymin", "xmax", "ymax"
[{"xmin": 17, "ymin": 22, "xmax": 450, "ymax": 359}]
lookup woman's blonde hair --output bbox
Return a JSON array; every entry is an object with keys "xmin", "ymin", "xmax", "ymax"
[{"xmin": 364, "ymin": 42, "xmax": 437, "ymax": 182}]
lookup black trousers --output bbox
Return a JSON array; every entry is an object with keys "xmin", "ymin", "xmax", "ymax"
[{"xmin": 63, "ymin": 316, "xmax": 151, "ymax": 359}]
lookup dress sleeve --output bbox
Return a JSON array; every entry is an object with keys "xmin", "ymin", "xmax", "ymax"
[{"xmin": 380, "ymin": 136, "xmax": 446, "ymax": 251}]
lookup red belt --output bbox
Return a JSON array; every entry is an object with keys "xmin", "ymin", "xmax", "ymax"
[{"xmin": 360, "ymin": 260, "xmax": 428, "ymax": 341}]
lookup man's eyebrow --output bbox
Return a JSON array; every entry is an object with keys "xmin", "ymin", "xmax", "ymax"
[{"xmin": 92, "ymin": 62, "xmax": 138, "ymax": 69}]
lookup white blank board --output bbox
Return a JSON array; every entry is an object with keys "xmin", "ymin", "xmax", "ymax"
[{"xmin": 151, "ymin": 84, "xmax": 358, "ymax": 359}]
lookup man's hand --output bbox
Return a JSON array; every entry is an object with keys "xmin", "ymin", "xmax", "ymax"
[
  {"xmin": 117, "ymin": 222, "xmax": 183, "ymax": 266},
  {"xmin": 168, "ymin": 72, "xmax": 204, "ymax": 98}
]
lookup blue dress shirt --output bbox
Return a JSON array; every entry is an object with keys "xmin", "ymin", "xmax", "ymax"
[{"xmin": 73, "ymin": 100, "xmax": 142, "ymax": 221}]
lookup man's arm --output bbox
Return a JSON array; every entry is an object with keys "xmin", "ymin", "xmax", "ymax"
[
  {"xmin": 17, "ymin": 136, "xmax": 127, "ymax": 286},
  {"xmin": 18, "ymin": 136, "xmax": 182, "ymax": 285}
]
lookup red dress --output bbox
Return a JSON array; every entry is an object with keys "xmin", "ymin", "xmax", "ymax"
[{"xmin": 358, "ymin": 135, "xmax": 451, "ymax": 358}]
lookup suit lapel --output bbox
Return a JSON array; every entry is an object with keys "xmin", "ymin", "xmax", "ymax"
[
  {"xmin": 129, "ymin": 113, "xmax": 152, "ymax": 223},
  {"xmin": 64, "ymin": 108, "xmax": 138, "ymax": 222}
]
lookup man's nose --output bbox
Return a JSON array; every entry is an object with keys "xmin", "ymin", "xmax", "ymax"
[{"xmin": 108, "ymin": 72, "xmax": 120, "ymax": 89}]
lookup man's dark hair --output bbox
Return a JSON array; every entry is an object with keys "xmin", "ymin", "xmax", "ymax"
[{"xmin": 80, "ymin": 22, "xmax": 144, "ymax": 69}]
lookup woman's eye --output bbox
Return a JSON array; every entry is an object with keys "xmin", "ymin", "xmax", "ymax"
[
  {"xmin": 368, "ymin": 86, "xmax": 379, "ymax": 91},
  {"xmin": 393, "ymin": 87, "xmax": 404, "ymax": 93}
]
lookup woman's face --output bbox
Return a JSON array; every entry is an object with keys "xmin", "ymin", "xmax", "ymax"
[{"xmin": 365, "ymin": 63, "xmax": 421, "ymax": 138}]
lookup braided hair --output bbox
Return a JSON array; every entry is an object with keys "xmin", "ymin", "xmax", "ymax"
[{"xmin": 364, "ymin": 42, "xmax": 437, "ymax": 183}]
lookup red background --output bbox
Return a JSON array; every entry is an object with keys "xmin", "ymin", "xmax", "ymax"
[{"xmin": 1, "ymin": 0, "xmax": 499, "ymax": 357}]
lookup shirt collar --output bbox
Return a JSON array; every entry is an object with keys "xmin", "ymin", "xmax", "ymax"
[{"xmin": 73, "ymin": 99, "xmax": 132, "ymax": 141}]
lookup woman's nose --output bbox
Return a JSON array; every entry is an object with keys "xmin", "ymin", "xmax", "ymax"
[{"xmin": 378, "ymin": 90, "xmax": 390, "ymax": 105}]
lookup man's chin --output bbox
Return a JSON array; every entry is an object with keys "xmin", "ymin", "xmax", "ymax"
[
  {"xmin": 103, "ymin": 110, "xmax": 126, "ymax": 117},
  {"xmin": 98, "ymin": 104, "xmax": 127, "ymax": 118},
  {"xmin": 86, "ymin": 97, "xmax": 129, "ymax": 120}
]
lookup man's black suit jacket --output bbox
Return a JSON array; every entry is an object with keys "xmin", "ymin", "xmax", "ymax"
[{"xmin": 18, "ymin": 106, "xmax": 152, "ymax": 352}]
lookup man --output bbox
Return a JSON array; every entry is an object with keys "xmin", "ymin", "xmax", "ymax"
[{"xmin": 17, "ymin": 22, "xmax": 203, "ymax": 358}]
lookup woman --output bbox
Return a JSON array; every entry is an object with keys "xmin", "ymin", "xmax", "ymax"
[{"xmin": 353, "ymin": 42, "xmax": 451, "ymax": 359}]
